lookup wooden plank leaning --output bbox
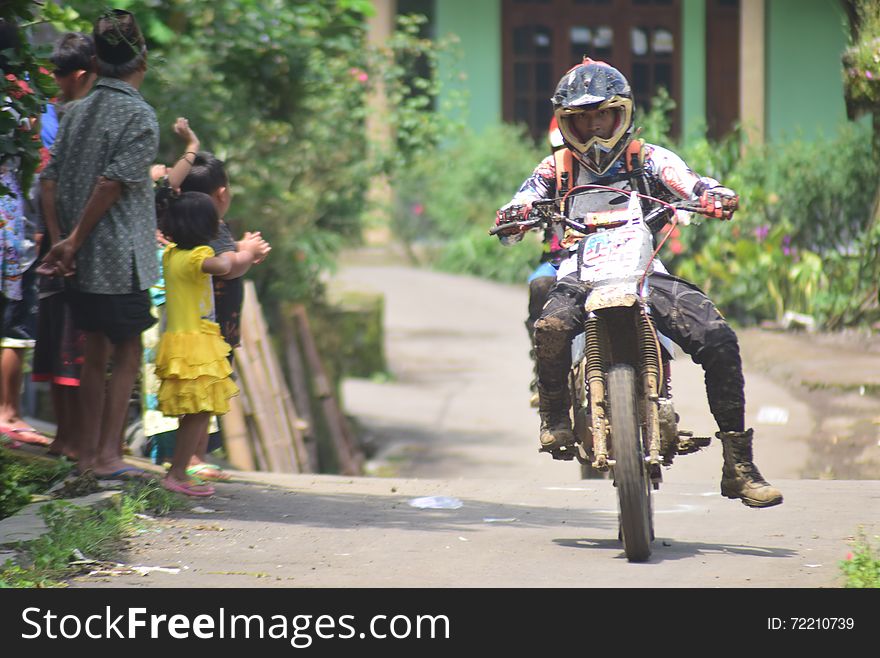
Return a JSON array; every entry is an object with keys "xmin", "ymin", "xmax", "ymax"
[
  {"xmin": 291, "ymin": 304, "xmax": 363, "ymax": 475},
  {"xmin": 243, "ymin": 282, "xmax": 310, "ymax": 473},
  {"xmin": 232, "ymin": 324, "xmax": 275, "ymax": 471},
  {"xmin": 282, "ymin": 314, "xmax": 319, "ymax": 472},
  {"xmin": 239, "ymin": 286, "xmax": 292, "ymax": 471}
]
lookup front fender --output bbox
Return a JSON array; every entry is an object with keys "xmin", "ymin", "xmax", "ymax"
[{"xmin": 583, "ymin": 282, "xmax": 640, "ymax": 313}]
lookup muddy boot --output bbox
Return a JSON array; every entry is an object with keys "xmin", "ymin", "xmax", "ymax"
[
  {"xmin": 538, "ymin": 385, "xmax": 574, "ymax": 450},
  {"xmin": 717, "ymin": 429, "xmax": 783, "ymax": 508}
]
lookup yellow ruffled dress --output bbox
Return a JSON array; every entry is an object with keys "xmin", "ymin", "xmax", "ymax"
[{"xmin": 155, "ymin": 245, "xmax": 238, "ymax": 416}]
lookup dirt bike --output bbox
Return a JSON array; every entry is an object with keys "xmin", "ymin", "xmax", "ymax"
[{"xmin": 491, "ymin": 185, "xmax": 714, "ymax": 562}]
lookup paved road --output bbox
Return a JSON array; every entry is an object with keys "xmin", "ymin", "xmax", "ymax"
[{"xmin": 68, "ymin": 262, "xmax": 880, "ymax": 588}]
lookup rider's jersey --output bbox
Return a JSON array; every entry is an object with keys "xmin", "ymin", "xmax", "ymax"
[{"xmin": 499, "ymin": 143, "xmax": 720, "ymax": 275}]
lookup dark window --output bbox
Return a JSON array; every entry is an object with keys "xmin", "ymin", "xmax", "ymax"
[{"xmin": 503, "ymin": 0, "xmax": 681, "ymax": 141}]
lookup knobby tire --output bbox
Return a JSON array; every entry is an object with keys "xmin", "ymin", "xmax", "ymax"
[{"xmin": 608, "ymin": 364, "xmax": 653, "ymax": 562}]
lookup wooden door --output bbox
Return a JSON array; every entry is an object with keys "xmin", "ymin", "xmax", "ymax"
[{"xmin": 706, "ymin": 0, "xmax": 740, "ymax": 140}]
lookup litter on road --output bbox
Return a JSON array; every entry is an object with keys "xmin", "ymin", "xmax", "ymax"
[{"xmin": 408, "ymin": 496, "xmax": 463, "ymax": 509}]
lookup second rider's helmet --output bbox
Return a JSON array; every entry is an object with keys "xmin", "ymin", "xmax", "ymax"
[{"xmin": 552, "ymin": 59, "xmax": 634, "ymax": 176}]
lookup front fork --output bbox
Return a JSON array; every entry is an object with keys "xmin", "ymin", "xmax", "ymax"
[
  {"xmin": 584, "ymin": 315, "xmax": 610, "ymax": 470},
  {"xmin": 583, "ymin": 309, "xmax": 663, "ymax": 479},
  {"xmin": 638, "ymin": 309, "xmax": 664, "ymax": 485}
]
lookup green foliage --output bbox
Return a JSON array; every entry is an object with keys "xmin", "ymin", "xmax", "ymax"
[
  {"xmin": 0, "ymin": 478, "xmax": 187, "ymax": 587},
  {"xmin": 842, "ymin": 0, "xmax": 880, "ymax": 113},
  {"xmin": 391, "ymin": 122, "xmax": 545, "ymax": 281},
  {"xmin": 45, "ymin": 1, "xmax": 453, "ymax": 314},
  {"xmin": 840, "ymin": 532, "xmax": 880, "ymax": 588},
  {"xmin": 636, "ymin": 86, "xmax": 675, "ymax": 146},
  {"xmin": 0, "ymin": 1, "xmax": 60, "ymax": 195},
  {"xmin": 0, "ymin": 448, "xmax": 73, "ymax": 519},
  {"xmin": 670, "ymin": 123, "xmax": 880, "ymax": 327}
]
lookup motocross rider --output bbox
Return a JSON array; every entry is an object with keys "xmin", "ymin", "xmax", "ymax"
[{"xmin": 495, "ymin": 59, "xmax": 782, "ymax": 508}]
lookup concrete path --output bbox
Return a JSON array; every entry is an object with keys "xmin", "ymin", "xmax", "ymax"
[{"xmin": 55, "ymin": 261, "xmax": 879, "ymax": 588}]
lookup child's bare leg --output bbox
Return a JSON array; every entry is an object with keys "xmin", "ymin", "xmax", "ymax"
[
  {"xmin": 94, "ymin": 334, "xmax": 142, "ymax": 474},
  {"xmin": 167, "ymin": 413, "xmax": 210, "ymax": 482},
  {"xmin": 0, "ymin": 347, "xmax": 23, "ymax": 423},
  {"xmin": 186, "ymin": 425, "xmax": 230, "ymax": 480},
  {"xmin": 191, "ymin": 426, "xmax": 210, "ymax": 465},
  {"xmin": 76, "ymin": 332, "xmax": 111, "ymax": 472}
]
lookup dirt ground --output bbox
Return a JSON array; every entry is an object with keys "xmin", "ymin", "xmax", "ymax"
[{"xmin": 736, "ymin": 327, "xmax": 880, "ymax": 480}]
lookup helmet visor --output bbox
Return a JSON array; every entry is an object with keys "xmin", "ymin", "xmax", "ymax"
[{"xmin": 555, "ymin": 98, "xmax": 632, "ymax": 161}]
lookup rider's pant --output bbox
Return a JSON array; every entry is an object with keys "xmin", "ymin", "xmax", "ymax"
[
  {"xmin": 526, "ymin": 275, "xmax": 556, "ymax": 343},
  {"xmin": 533, "ymin": 272, "xmax": 745, "ymax": 432}
]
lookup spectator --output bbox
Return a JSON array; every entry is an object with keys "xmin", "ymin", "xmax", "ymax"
[
  {"xmin": 0, "ymin": 18, "xmax": 29, "ymax": 448},
  {"xmin": 0, "ymin": 33, "xmax": 97, "ymax": 454},
  {"xmin": 153, "ymin": 190, "xmax": 238, "ymax": 496},
  {"xmin": 178, "ymin": 151, "xmax": 269, "ymax": 480},
  {"xmin": 40, "ymin": 9, "xmax": 159, "ymax": 479}
]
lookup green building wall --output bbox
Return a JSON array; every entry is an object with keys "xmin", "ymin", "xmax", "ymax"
[
  {"xmin": 436, "ymin": 0, "xmax": 502, "ymax": 132},
  {"xmin": 435, "ymin": 0, "xmax": 850, "ymax": 143},
  {"xmin": 681, "ymin": 0, "xmax": 707, "ymax": 140},
  {"xmin": 766, "ymin": 0, "xmax": 849, "ymax": 141}
]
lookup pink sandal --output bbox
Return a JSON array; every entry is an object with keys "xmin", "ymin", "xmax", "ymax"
[
  {"xmin": 161, "ymin": 476, "xmax": 215, "ymax": 497},
  {"xmin": 0, "ymin": 425, "xmax": 52, "ymax": 447}
]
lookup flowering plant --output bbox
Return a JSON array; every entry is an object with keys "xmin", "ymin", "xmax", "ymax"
[
  {"xmin": 1, "ymin": 2, "xmax": 56, "ymax": 195},
  {"xmin": 842, "ymin": 1, "xmax": 880, "ymax": 113}
]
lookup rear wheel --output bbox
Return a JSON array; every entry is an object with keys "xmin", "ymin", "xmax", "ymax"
[{"xmin": 608, "ymin": 364, "xmax": 652, "ymax": 562}]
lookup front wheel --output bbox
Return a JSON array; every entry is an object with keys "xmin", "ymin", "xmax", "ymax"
[{"xmin": 608, "ymin": 364, "xmax": 652, "ymax": 562}]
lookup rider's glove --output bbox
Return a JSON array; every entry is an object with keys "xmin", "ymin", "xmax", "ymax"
[
  {"xmin": 699, "ymin": 186, "xmax": 738, "ymax": 220},
  {"xmin": 494, "ymin": 202, "xmax": 532, "ymax": 236}
]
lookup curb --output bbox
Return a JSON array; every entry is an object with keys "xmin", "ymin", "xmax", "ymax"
[{"xmin": 0, "ymin": 490, "xmax": 122, "ymax": 548}]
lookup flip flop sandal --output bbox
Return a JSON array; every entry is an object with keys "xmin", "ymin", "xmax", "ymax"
[
  {"xmin": 94, "ymin": 466, "xmax": 153, "ymax": 481},
  {"xmin": 161, "ymin": 476, "xmax": 215, "ymax": 497},
  {"xmin": 0, "ymin": 426, "xmax": 52, "ymax": 446},
  {"xmin": 186, "ymin": 463, "xmax": 232, "ymax": 481}
]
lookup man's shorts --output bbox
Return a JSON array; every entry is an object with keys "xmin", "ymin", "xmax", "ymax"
[
  {"xmin": 1, "ymin": 260, "xmax": 39, "ymax": 349},
  {"xmin": 69, "ymin": 288, "xmax": 156, "ymax": 345},
  {"xmin": 32, "ymin": 291, "xmax": 84, "ymax": 386}
]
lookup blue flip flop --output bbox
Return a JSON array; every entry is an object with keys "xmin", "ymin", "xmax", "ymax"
[{"xmin": 94, "ymin": 466, "xmax": 152, "ymax": 481}]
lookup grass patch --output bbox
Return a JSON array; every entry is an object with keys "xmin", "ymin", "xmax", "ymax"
[
  {"xmin": 840, "ymin": 531, "xmax": 880, "ymax": 588},
  {"xmin": 0, "ymin": 479, "xmax": 189, "ymax": 588},
  {"xmin": 0, "ymin": 447, "xmax": 74, "ymax": 519}
]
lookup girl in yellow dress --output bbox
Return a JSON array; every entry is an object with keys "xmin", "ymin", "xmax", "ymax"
[{"xmin": 155, "ymin": 190, "xmax": 238, "ymax": 497}]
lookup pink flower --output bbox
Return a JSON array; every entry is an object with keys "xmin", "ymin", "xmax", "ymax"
[
  {"xmin": 669, "ymin": 239, "xmax": 684, "ymax": 255},
  {"xmin": 412, "ymin": 203, "xmax": 424, "ymax": 216},
  {"xmin": 867, "ymin": 70, "xmax": 874, "ymax": 80},
  {"xmin": 349, "ymin": 67, "xmax": 369, "ymax": 84},
  {"xmin": 846, "ymin": 552, "xmax": 853, "ymax": 560}
]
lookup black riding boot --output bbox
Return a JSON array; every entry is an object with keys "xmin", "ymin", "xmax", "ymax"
[
  {"xmin": 717, "ymin": 429, "xmax": 783, "ymax": 508},
  {"xmin": 537, "ymin": 384, "xmax": 574, "ymax": 450}
]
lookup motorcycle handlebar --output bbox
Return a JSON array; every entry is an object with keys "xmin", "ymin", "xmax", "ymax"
[{"xmin": 489, "ymin": 201, "xmax": 705, "ymax": 236}]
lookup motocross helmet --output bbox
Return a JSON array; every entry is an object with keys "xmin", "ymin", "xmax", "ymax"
[{"xmin": 552, "ymin": 59, "xmax": 634, "ymax": 175}]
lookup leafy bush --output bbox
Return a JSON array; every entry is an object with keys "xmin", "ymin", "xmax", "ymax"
[
  {"xmin": 0, "ymin": 448, "xmax": 73, "ymax": 520},
  {"xmin": 391, "ymin": 123, "xmax": 546, "ymax": 282},
  {"xmin": 840, "ymin": 532, "xmax": 880, "ymax": 588},
  {"xmin": 843, "ymin": 0, "xmax": 880, "ymax": 113},
  {"xmin": 671, "ymin": 123, "xmax": 879, "ymax": 327},
  {"xmin": 31, "ymin": 2, "xmax": 457, "ymax": 318},
  {"xmin": 0, "ymin": 1, "xmax": 57, "ymax": 194}
]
